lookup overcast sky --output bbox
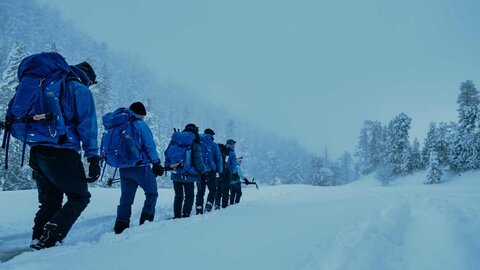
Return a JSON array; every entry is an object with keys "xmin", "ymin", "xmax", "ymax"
[{"xmin": 38, "ymin": 0, "xmax": 480, "ymax": 157}]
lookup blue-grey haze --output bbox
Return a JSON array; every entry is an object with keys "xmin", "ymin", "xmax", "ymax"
[{"xmin": 37, "ymin": 0, "xmax": 480, "ymax": 157}]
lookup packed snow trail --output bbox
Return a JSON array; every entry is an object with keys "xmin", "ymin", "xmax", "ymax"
[{"xmin": 1, "ymin": 171, "xmax": 479, "ymax": 270}]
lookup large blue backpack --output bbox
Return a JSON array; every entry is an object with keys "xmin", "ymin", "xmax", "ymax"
[
  {"xmin": 2, "ymin": 52, "xmax": 74, "ymax": 168},
  {"xmin": 200, "ymin": 134, "xmax": 215, "ymax": 170},
  {"xmin": 101, "ymin": 108, "xmax": 143, "ymax": 168},
  {"xmin": 164, "ymin": 131, "xmax": 197, "ymax": 175}
]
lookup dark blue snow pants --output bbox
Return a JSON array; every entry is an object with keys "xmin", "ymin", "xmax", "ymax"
[
  {"xmin": 116, "ymin": 166, "xmax": 158, "ymax": 222},
  {"xmin": 229, "ymin": 182, "xmax": 242, "ymax": 204},
  {"xmin": 173, "ymin": 181, "xmax": 195, "ymax": 218},
  {"xmin": 195, "ymin": 170, "xmax": 217, "ymax": 213},
  {"xmin": 29, "ymin": 145, "xmax": 91, "ymax": 241}
]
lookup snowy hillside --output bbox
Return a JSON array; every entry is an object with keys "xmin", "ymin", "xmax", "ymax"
[{"xmin": 1, "ymin": 172, "xmax": 479, "ymax": 270}]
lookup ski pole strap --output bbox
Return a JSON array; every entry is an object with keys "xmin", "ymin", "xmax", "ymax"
[{"xmin": 20, "ymin": 124, "xmax": 29, "ymax": 167}]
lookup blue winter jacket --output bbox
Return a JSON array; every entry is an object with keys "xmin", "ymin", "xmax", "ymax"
[
  {"xmin": 200, "ymin": 134, "xmax": 223, "ymax": 173},
  {"xmin": 171, "ymin": 140, "xmax": 206, "ymax": 183},
  {"xmin": 34, "ymin": 70, "xmax": 98, "ymax": 158},
  {"xmin": 133, "ymin": 117, "xmax": 160, "ymax": 165},
  {"xmin": 226, "ymin": 146, "xmax": 238, "ymax": 175}
]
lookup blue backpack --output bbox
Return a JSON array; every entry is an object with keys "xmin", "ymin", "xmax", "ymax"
[
  {"xmin": 164, "ymin": 131, "xmax": 197, "ymax": 175},
  {"xmin": 101, "ymin": 108, "xmax": 143, "ymax": 168},
  {"xmin": 2, "ymin": 52, "xmax": 74, "ymax": 168},
  {"xmin": 200, "ymin": 134, "xmax": 215, "ymax": 170}
]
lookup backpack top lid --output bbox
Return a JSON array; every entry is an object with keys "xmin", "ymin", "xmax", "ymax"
[
  {"xmin": 171, "ymin": 131, "xmax": 195, "ymax": 146},
  {"xmin": 102, "ymin": 108, "xmax": 141, "ymax": 129},
  {"xmin": 17, "ymin": 52, "xmax": 71, "ymax": 81}
]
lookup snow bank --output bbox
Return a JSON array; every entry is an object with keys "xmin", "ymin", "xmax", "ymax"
[{"xmin": 1, "ymin": 172, "xmax": 479, "ymax": 270}]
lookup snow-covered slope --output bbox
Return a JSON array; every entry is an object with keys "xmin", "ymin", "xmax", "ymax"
[{"xmin": 1, "ymin": 172, "xmax": 479, "ymax": 270}]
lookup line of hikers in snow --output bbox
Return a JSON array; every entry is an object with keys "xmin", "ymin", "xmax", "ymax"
[
  {"xmin": 0, "ymin": 52, "xmax": 256, "ymax": 250},
  {"xmin": 106, "ymin": 104, "xmax": 255, "ymax": 234}
]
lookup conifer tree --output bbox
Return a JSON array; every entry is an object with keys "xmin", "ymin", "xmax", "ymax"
[
  {"xmin": 425, "ymin": 149, "xmax": 442, "ymax": 184},
  {"xmin": 338, "ymin": 151, "xmax": 355, "ymax": 184},
  {"xmin": 355, "ymin": 120, "xmax": 385, "ymax": 175},
  {"xmin": 450, "ymin": 81, "xmax": 479, "ymax": 171},
  {"xmin": 0, "ymin": 42, "xmax": 32, "ymax": 190},
  {"xmin": 384, "ymin": 113, "xmax": 412, "ymax": 177},
  {"xmin": 410, "ymin": 138, "xmax": 423, "ymax": 170}
]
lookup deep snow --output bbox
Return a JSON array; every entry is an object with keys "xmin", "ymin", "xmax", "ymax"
[{"xmin": 1, "ymin": 171, "xmax": 479, "ymax": 270}]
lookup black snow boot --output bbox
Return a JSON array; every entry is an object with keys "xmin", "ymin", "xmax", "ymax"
[
  {"xmin": 196, "ymin": 206, "xmax": 203, "ymax": 215},
  {"xmin": 205, "ymin": 202, "xmax": 213, "ymax": 212},
  {"xmin": 31, "ymin": 222, "xmax": 63, "ymax": 250},
  {"xmin": 114, "ymin": 220, "xmax": 130, "ymax": 234},
  {"xmin": 139, "ymin": 213, "xmax": 154, "ymax": 225}
]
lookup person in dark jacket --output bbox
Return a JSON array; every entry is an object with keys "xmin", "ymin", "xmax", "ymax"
[
  {"xmin": 216, "ymin": 139, "xmax": 237, "ymax": 209},
  {"xmin": 113, "ymin": 102, "xmax": 164, "ymax": 234},
  {"xmin": 170, "ymin": 123, "xmax": 207, "ymax": 218},
  {"xmin": 29, "ymin": 61, "xmax": 101, "ymax": 250},
  {"xmin": 195, "ymin": 128, "xmax": 223, "ymax": 214}
]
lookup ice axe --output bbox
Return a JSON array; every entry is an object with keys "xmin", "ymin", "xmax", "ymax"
[{"xmin": 242, "ymin": 178, "xmax": 258, "ymax": 189}]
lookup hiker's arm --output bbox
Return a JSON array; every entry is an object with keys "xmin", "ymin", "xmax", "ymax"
[
  {"xmin": 137, "ymin": 121, "xmax": 160, "ymax": 164},
  {"xmin": 214, "ymin": 143, "xmax": 223, "ymax": 174},
  {"xmin": 75, "ymin": 85, "xmax": 99, "ymax": 158},
  {"xmin": 229, "ymin": 151, "xmax": 238, "ymax": 174},
  {"xmin": 192, "ymin": 143, "xmax": 207, "ymax": 174}
]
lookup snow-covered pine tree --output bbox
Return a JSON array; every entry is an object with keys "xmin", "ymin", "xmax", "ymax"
[
  {"xmin": 356, "ymin": 124, "xmax": 370, "ymax": 174},
  {"xmin": 355, "ymin": 120, "xmax": 385, "ymax": 175},
  {"xmin": 384, "ymin": 113, "xmax": 412, "ymax": 178},
  {"xmin": 410, "ymin": 138, "xmax": 423, "ymax": 171},
  {"xmin": 311, "ymin": 156, "xmax": 323, "ymax": 186},
  {"xmin": 437, "ymin": 122, "xmax": 456, "ymax": 167},
  {"xmin": 94, "ymin": 63, "xmax": 113, "ymax": 118},
  {"xmin": 0, "ymin": 41, "xmax": 32, "ymax": 190},
  {"xmin": 266, "ymin": 150, "xmax": 282, "ymax": 185},
  {"xmin": 285, "ymin": 158, "xmax": 303, "ymax": 184},
  {"xmin": 338, "ymin": 151, "xmax": 356, "ymax": 184},
  {"xmin": 400, "ymin": 144, "xmax": 413, "ymax": 175},
  {"xmin": 50, "ymin": 42, "xmax": 58, "ymax": 52},
  {"xmin": 226, "ymin": 119, "xmax": 235, "ymax": 140},
  {"xmin": 450, "ymin": 81, "xmax": 480, "ymax": 172},
  {"xmin": 422, "ymin": 122, "xmax": 438, "ymax": 165},
  {"xmin": 425, "ymin": 149, "xmax": 442, "ymax": 184},
  {"xmin": 0, "ymin": 42, "xmax": 27, "ymax": 103},
  {"xmin": 457, "ymin": 80, "xmax": 479, "ymax": 133}
]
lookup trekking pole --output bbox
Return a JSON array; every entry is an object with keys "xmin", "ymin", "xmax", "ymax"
[
  {"xmin": 106, "ymin": 167, "xmax": 119, "ymax": 187},
  {"xmin": 99, "ymin": 162, "xmax": 107, "ymax": 184}
]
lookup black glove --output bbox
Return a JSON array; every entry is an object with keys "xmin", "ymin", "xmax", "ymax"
[
  {"xmin": 86, "ymin": 156, "xmax": 101, "ymax": 183},
  {"xmin": 152, "ymin": 161, "xmax": 164, "ymax": 176}
]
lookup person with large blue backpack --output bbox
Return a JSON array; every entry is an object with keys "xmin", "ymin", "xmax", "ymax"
[
  {"xmin": 164, "ymin": 123, "xmax": 207, "ymax": 218},
  {"xmin": 195, "ymin": 128, "xmax": 223, "ymax": 214},
  {"xmin": 101, "ymin": 102, "xmax": 164, "ymax": 234},
  {"xmin": 2, "ymin": 53, "xmax": 101, "ymax": 250}
]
